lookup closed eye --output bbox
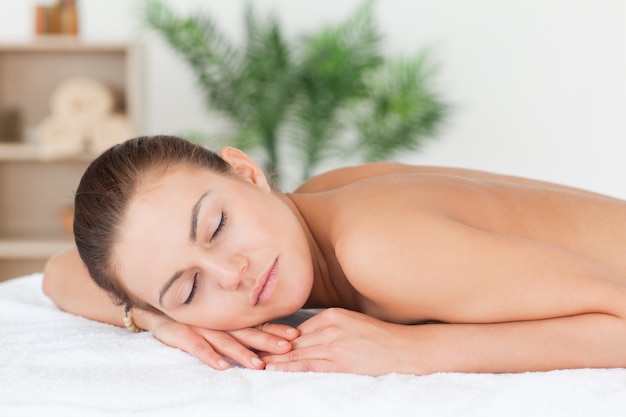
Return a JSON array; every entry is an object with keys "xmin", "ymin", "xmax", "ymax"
[
  {"xmin": 184, "ymin": 273, "xmax": 199, "ymax": 305},
  {"xmin": 212, "ymin": 212, "xmax": 228, "ymax": 241},
  {"xmin": 183, "ymin": 212, "xmax": 225, "ymax": 305}
]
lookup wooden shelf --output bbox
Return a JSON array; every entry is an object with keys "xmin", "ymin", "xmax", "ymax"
[
  {"xmin": 0, "ymin": 143, "xmax": 39, "ymax": 160},
  {"xmin": 0, "ymin": 239, "xmax": 72, "ymax": 259},
  {"xmin": 0, "ymin": 41, "xmax": 140, "ymax": 280},
  {"xmin": 0, "ymin": 143, "xmax": 92, "ymax": 162},
  {"xmin": 0, "ymin": 37, "xmax": 135, "ymax": 53}
]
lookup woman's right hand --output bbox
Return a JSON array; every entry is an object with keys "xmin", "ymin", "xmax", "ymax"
[{"xmin": 137, "ymin": 312, "xmax": 299, "ymax": 370}]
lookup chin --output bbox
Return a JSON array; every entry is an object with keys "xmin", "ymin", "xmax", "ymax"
[
  {"xmin": 284, "ymin": 295, "xmax": 309, "ymax": 317},
  {"xmin": 266, "ymin": 294, "xmax": 307, "ymax": 324}
]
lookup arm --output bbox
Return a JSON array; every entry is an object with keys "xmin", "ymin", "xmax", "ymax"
[
  {"xmin": 405, "ymin": 311, "xmax": 626, "ymax": 374},
  {"xmin": 43, "ymin": 248, "xmax": 297, "ymax": 369},
  {"xmin": 43, "ymin": 247, "xmax": 127, "ymax": 326},
  {"xmin": 263, "ymin": 306, "xmax": 626, "ymax": 375}
]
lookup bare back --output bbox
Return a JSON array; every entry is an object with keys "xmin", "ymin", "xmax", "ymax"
[{"xmin": 290, "ymin": 163, "xmax": 626, "ymax": 324}]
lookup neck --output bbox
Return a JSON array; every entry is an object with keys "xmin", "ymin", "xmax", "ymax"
[{"xmin": 275, "ymin": 191, "xmax": 360, "ymax": 310}]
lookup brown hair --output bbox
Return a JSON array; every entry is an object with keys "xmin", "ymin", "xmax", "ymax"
[{"xmin": 73, "ymin": 135, "xmax": 230, "ymax": 312}]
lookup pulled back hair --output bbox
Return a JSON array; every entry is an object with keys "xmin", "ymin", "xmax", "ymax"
[{"xmin": 73, "ymin": 135, "xmax": 230, "ymax": 312}]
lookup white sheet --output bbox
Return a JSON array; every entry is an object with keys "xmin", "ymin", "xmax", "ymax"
[{"xmin": 1, "ymin": 274, "xmax": 625, "ymax": 417}]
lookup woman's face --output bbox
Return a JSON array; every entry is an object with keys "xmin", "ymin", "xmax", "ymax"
[{"xmin": 114, "ymin": 154, "xmax": 314, "ymax": 330}]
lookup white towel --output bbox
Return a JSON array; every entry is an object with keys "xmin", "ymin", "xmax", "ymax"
[
  {"xmin": 36, "ymin": 77, "xmax": 132, "ymax": 158},
  {"xmin": 49, "ymin": 77, "xmax": 115, "ymax": 124},
  {"xmin": 1, "ymin": 274, "xmax": 625, "ymax": 417},
  {"xmin": 88, "ymin": 114, "xmax": 134, "ymax": 155},
  {"xmin": 36, "ymin": 115, "xmax": 84, "ymax": 159}
]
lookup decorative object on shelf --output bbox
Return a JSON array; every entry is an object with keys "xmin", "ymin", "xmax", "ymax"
[
  {"xmin": 37, "ymin": 77, "xmax": 134, "ymax": 159},
  {"xmin": 0, "ymin": 109, "xmax": 22, "ymax": 143},
  {"xmin": 61, "ymin": 205, "xmax": 74, "ymax": 237},
  {"xmin": 37, "ymin": 116, "xmax": 83, "ymax": 158},
  {"xmin": 35, "ymin": 0, "xmax": 79, "ymax": 36},
  {"xmin": 90, "ymin": 114, "xmax": 137, "ymax": 154},
  {"xmin": 50, "ymin": 77, "xmax": 115, "ymax": 120},
  {"xmin": 143, "ymin": 0, "xmax": 449, "ymax": 185}
]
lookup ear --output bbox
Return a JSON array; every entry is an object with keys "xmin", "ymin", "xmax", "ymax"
[{"xmin": 220, "ymin": 147, "xmax": 271, "ymax": 191}]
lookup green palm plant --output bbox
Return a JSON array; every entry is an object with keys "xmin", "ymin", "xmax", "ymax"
[
  {"xmin": 142, "ymin": 0, "xmax": 448, "ymax": 185},
  {"xmin": 352, "ymin": 52, "xmax": 448, "ymax": 162}
]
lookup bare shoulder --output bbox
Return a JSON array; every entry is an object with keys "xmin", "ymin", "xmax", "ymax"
[
  {"xmin": 296, "ymin": 162, "xmax": 620, "ymax": 201},
  {"xmin": 325, "ymin": 175, "xmax": 626, "ymax": 325},
  {"xmin": 320, "ymin": 171, "xmax": 503, "ymax": 241},
  {"xmin": 294, "ymin": 162, "xmax": 426, "ymax": 193},
  {"xmin": 326, "ymin": 180, "xmax": 449, "ymax": 323}
]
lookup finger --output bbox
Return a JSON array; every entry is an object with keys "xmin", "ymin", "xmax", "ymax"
[
  {"xmin": 184, "ymin": 336, "xmax": 232, "ymax": 370},
  {"xmin": 194, "ymin": 328, "xmax": 265, "ymax": 370},
  {"xmin": 264, "ymin": 359, "xmax": 333, "ymax": 373},
  {"xmin": 296, "ymin": 308, "xmax": 353, "ymax": 334},
  {"xmin": 261, "ymin": 345, "xmax": 355, "ymax": 374},
  {"xmin": 261, "ymin": 344, "xmax": 325, "ymax": 365},
  {"xmin": 257, "ymin": 322, "xmax": 300, "ymax": 341},
  {"xmin": 287, "ymin": 318, "xmax": 346, "ymax": 351},
  {"xmin": 154, "ymin": 326, "xmax": 232, "ymax": 370},
  {"xmin": 228, "ymin": 326, "xmax": 294, "ymax": 355}
]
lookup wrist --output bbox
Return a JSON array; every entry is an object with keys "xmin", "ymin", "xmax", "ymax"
[{"xmin": 389, "ymin": 323, "xmax": 434, "ymax": 375}]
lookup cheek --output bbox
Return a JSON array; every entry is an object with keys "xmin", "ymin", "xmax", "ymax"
[{"xmin": 182, "ymin": 291, "xmax": 253, "ymax": 330}]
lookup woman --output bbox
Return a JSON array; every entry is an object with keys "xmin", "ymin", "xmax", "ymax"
[{"xmin": 44, "ymin": 135, "xmax": 626, "ymax": 376}]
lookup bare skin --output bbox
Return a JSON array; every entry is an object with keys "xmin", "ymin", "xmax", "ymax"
[{"xmin": 44, "ymin": 149, "xmax": 626, "ymax": 375}]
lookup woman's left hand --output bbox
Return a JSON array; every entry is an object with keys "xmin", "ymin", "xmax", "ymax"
[{"xmin": 260, "ymin": 308, "xmax": 414, "ymax": 375}]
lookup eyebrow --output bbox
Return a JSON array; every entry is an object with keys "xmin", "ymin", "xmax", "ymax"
[
  {"xmin": 190, "ymin": 191, "xmax": 209, "ymax": 241},
  {"xmin": 158, "ymin": 191, "xmax": 209, "ymax": 307}
]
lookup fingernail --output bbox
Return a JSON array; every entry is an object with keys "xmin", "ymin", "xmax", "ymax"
[
  {"xmin": 285, "ymin": 328, "xmax": 297, "ymax": 336},
  {"xmin": 266, "ymin": 364, "xmax": 277, "ymax": 371},
  {"xmin": 218, "ymin": 360, "xmax": 229, "ymax": 369},
  {"xmin": 251, "ymin": 357, "xmax": 264, "ymax": 367},
  {"xmin": 277, "ymin": 340, "xmax": 288, "ymax": 348}
]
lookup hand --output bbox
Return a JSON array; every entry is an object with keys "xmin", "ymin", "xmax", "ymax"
[
  {"xmin": 139, "ymin": 312, "xmax": 299, "ymax": 370},
  {"xmin": 261, "ymin": 308, "xmax": 410, "ymax": 375}
]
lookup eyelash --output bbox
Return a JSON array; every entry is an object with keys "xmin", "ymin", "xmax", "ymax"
[
  {"xmin": 184, "ymin": 274, "xmax": 199, "ymax": 305},
  {"xmin": 212, "ymin": 212, "xmax": 228, "ymax": 240},
  {"xmin": 184, "ymin": 212, "xmax": 227, "ymax": 305}
]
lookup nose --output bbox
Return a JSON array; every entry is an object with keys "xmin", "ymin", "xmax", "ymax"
[{"xmin": 210, "ymin": 253, "xmax": 248, "ymax": 291}]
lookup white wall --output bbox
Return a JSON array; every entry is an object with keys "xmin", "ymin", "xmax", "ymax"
[{"xmin": 2, "ymin": 0, "xmax": 626, "ymax": 197}]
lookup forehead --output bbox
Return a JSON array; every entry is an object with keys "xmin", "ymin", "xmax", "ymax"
[
  {"xmin": 113, "ymin": 165, "xmax": 219, "ymax": 296},
  {"xmin": 137, "ymin": 163, "xmax": 209, "ymax": 194},
  {"xmin": 126, "ymin": 165, "xmax": 211, "ymax": 228}
]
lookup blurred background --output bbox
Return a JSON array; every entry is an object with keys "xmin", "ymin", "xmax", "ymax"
[
  {"xmin": 1, "ymin": 0, "xmax": 626, "ymax": 278},
  {"xmin": 3, "ymin": 0, "xmax": 626, "ymax": 193}
]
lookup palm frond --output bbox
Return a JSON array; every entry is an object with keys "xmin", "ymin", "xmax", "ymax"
[
  {"xmin": 143, "ymin": 0, "xmax": 244, "ymax": 122},
  {"xmin": 289, "ymin": 0, "xmax": 384, "ymax": 178},
  {"xmin": 351, "ymin": 50, "xmax": 449, "ymax": 161}
]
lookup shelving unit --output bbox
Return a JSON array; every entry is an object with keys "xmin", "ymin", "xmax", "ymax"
[{"xmin": 0, "ymin": 38, "xmax": 140, "ymax": 281}]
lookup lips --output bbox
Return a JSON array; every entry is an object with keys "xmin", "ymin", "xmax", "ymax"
[{"xmin": 254, "ymin": 260, "xmax": 279, "ymax": 306}]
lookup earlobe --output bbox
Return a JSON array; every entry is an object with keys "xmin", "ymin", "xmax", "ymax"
[{"xmin": 220, "ymin": 147, "xmax": 271, "ymax": 191}]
